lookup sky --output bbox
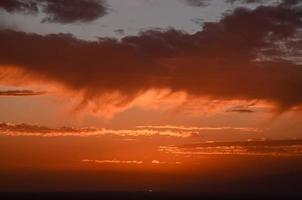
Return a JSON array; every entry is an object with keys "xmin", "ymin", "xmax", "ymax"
[{"xmin": 0, "ymin": 0, "xmax": 302, "ymax": 194}]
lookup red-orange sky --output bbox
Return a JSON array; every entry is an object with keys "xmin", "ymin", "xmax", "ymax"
[{"xmin": 0, "ymin": 0, "xmax": 302, "ymax": 195}]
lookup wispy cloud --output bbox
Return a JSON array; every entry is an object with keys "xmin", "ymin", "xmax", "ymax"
[
  {"xmin": 227, "ymin": 109, "xmax": 255, "ymax": 113},
  {"xmin": 0, "ymin": 122, "xmax": 262, "ymax": 138},
  {"xmin": 0, "ymin": 122, "xmax": 192, "ymax": 137},
  {"xmin": 82, "ymin": 159, "xmax": 143, "ymax": 165},
  {"xmin": 151, "ymin": 160, "xmax": 182, "ymax": 165},
  {"xmin": 159, "ymin": 139, "xmax": 302, "ymax": 157},
  {"xmin": 136, "ymin": 125, "xmax": 263, "ymax": 133},
  {"xmin": 0, "ymin": 90, "xmax": 45, "ymax": 96},
  {"xmin": 81, "ymin": 159, "xmax": 182, "ymax": 165},
  {"xmin": 185, "ymin": 0, "xmax": 268, "ymax": 7}
]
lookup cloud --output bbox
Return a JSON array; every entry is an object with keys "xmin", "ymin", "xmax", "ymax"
[
  {"xmin": 81, "ymin": 159, "xmax": 181, "ymax": 165},
  {"xmin": 0, "ymin": 122, "xmax": 193, "ymax": 137},
  {"xmin": 185, "ymin": 0, "xmax": 209, "ymax": 7},
  {"xmin": 0, "ymin": 0, "xmax": 301, "ymax": 113},
  {"xmin": 151, "ymin": 160, "xmax": 182, "ymax": 165},
  {"xmin": 0, "ymin": 89, "xmax": 45, "ymax": 96},
  {"xmin": 226, "ymin": 101, "xmax": 260, "ymax": 113},
  {"xmin": 41, "ymin": 0, "xmax": 108, "ymax": 24},
  {"xmin": 225, "ymin": 0, "xmax": 265, "ymax": 4},
  {"xmin": 136, "ymin": 125, "xmax": 262, "ymax": 133},
  {"xmin": 159, "ymin": 139, "xmax": 302, "ymax": 157},
  {"xmin": 186, "ymin": 0, "xmax": 268, "ymax": 7},
  {"xmin": 0, "ymin": 122, "xmax": 261, "ymax": 137},
  {"xmin": 114, "ymin": 29, "xmax": 125, "ymax": 36},
  {"xmin": 0, "ymin": 0, "xmax": 38, "ymax": 13},
  {"xmin": 0, "ymin": 0, "xmax": 108, "ymax": 24},
  {"xmin": 227, "ymin": 109, "xmax": 255, "ymax": 113},
  {"xmin": 82, "ymin": 159, "xmax": 143, "ymax": 164}
]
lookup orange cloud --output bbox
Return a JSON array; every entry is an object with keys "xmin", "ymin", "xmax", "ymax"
[
  {"xmin": 151, "ymin": 160, "xmax": 182, "ymax": 165},
  {"xmin": 136, "ymin": 125, "xmax": 263, "ymax": 133},
  {"xmin": 81, "ymin": 159, "xmax": 182, "ymax": 165},
  {"xmin": 82, "ymin": 159, "xmax": 143, "ymax": 165},
  {"xmin": 159, "ymin": 139, "xmax": 302, "ymax": 157},
  {"xmin": 0, "ymin": 122, "xmax": 262, "ymax": 138}
]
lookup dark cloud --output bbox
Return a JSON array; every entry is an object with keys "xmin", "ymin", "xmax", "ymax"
[
  {"xmin": 114, "ymin": 29, "xmax": 125, "ymax": 36},
  {"xmin": 41, "ymin": 0, "xmax": 108, "ymax": 24},
  {"xmin": 0, "ymin": 90, "xmax": 45, "ymax": 96},
  {"xmin": 186, "ymin": 0, "xmax": 266, "ymax": 7},
  {"xmin": 0, "ymin": 0, "xmax": 38, "ymax": 13},
  {"xmin": 226, "ymin": 0, "xmax": 265, "ymax": 4},
  {"xmin": 0, "ymin": 0, "xmax": 108, "ymax": 24},
  {"xmin": 0, "ymin": 1, "xmax": 301, "ymax": 111},
  {"xmin": 227, "ymin": 109, "xmax": 255, "ymax": 113},
  {"xmin": 226, "ymin": 103, "xmax": 256, "ymax": 113},
  {"xmin": 185, "ymin": 0, "xmax": 209, "ymax": 7}
]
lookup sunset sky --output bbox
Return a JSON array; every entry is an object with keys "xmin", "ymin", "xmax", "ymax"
[{"xmin": 0, "ymin": 0, "xmax": 302, "ymax": 194}]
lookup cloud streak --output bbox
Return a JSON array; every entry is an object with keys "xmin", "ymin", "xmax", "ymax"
[
  {"xmin": 159, "ymin": 139, "xmax": 302, "ymax": 157},
  {"xmin": 186, "ymin": 0, "xmax": 270, "ymax": 7},
  {"xmin": 0, "ymin": 122, "xmax": 261, "ymax": 138},
  {"xmin": 82, "ymin": 159, "xmax": 143, "ymax": 165},
  {"xmin": 136, "ymin": 125, "xmax": 262, "ymax": 133},
  {"xmin": 0, "ymin": 90, "xmax": 45, "ymax": 96},
  {"xmin": 81, "ymin": 159, "xmax": 182, "ymax": 165},
  {"xmin": 227, "ymin": 109, "xmax": 255, "ymax": 113}
]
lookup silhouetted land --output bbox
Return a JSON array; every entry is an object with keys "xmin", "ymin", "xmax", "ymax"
[{"xmin": 1, "ymin": 191, "xmax": 302, "ymax": 200}]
